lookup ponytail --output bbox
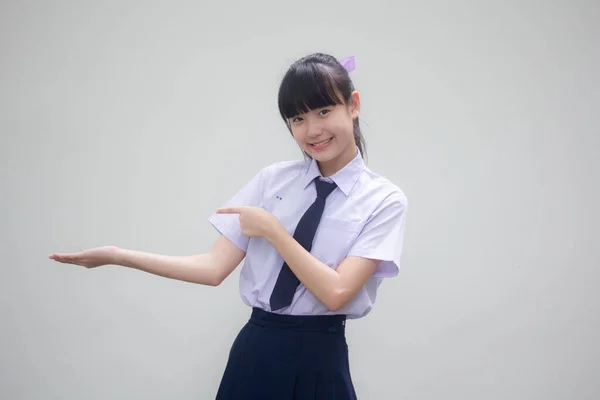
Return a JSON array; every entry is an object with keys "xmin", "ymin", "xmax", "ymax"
[{"xmin": 353, "ymin": 117, "xmax": 366, "ymax": 159}]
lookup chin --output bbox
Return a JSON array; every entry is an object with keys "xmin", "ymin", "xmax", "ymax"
[
  {"xmin": 306, "ymin": 147, "xmax": 338, "ymax": 163},
  {"xmin": 310, "ymin": 154, "xmax": 335, "ymax": 163}
]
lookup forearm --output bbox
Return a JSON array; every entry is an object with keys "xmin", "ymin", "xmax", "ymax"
[
  {"xmin": 115, "ymin": 249, "xmax": 220, "ymax": 286},
  {"xmin": 267, "ymin": 228, "xmax": 343, "ymax": 310}
]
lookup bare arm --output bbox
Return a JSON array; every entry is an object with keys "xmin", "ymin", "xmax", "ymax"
[
  {"xmin": 214, "ymin": 205, "xmax": 382, "ymax": 311},
  {"xmin": 267, "ymin": 227, "xmax": 378, "ymax": 311},
  {"xmin": 50, "ymin": 235, "xmax": 245, "ymax": 286},
  {"xmin": 116, "ymin": 235, "xmax": 245, "ymax": 286},
  {"xmin": 263, "ymin": 193, "xmax": 405, "ymax": 311}
]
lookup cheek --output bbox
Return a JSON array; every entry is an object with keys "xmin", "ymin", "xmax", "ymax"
[
  {"xmin": 291, "ymin": 126, "xmax": 306, "ymax": 143},
  {"xmin": 330, "ymin": 121, "xmax": 353, "ymax": 141},
  {"xmin": 326, "ymin": 114, "xmax": 352, "ymax": 135}
]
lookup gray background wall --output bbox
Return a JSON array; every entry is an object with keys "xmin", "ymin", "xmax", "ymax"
[{"xmin": 2, "ymin": 1, "xmax": 599, "ymax": 399}]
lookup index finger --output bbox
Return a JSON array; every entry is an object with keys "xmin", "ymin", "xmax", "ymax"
[
  {"xmin": 215, "ymin": 206, "xmax": 245, "ymax": 214},
  {"xmin": 49, "ymin": 253, "xmax": 77, "ymax": 263}
]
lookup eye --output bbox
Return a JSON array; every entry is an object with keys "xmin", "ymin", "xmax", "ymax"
[
  {"xmin": 319, "ymin": 109, "xmax": 331, "ymax": 116},
  {"xmin": 291, "ymin": 116, "xmax": 303, "ymax": 123}
]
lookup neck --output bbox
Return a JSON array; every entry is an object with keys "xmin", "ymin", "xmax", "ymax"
[{"xmin": 318, "ymin": 145, "xmax": 358, "ymax": 177}]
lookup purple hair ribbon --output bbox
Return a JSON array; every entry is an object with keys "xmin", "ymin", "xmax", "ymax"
[{"xmin": 339, "ymin": 56, "xmax": 356, "ymax": 72}]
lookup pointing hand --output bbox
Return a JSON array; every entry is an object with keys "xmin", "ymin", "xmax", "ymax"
[{"xmin": 216, "ymin": 206, "xmax": 283, "ymax": 240}]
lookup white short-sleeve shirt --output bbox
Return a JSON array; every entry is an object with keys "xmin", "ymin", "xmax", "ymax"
[{"xmin": 209, "ymin": 150, "xmax": 407, "ymax": 319}]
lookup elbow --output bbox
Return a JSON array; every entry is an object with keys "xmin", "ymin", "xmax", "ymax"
[
  {"xmin": 324, "ymin": 289, "xmax": 350, "ymax": 312},
  {"xmin": 203, "ymin": 276, "xmax": 223, "ymax": 287},
  {"xmin": 190, "ymin": 252, "xmax": 234, "ymax": 287},
  {"xmin": 326, "ymin": 302, "xmax": 344, "ymax": 312},
  {"xmin": 189, "ymin": 262, "xmax": 225, "ymax": 287},
  {"xmin": 207, "ymin": 270, "xmax": 226, "ymax": 287}
]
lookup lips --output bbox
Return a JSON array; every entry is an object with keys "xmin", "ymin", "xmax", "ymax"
[{"xmin": 309, "ymin": 137, "xmax": 333, "ymax": 149}]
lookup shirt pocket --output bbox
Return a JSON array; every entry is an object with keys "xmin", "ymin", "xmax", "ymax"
[{"xmin": 313, "ymin": 217, "xmax": 363, "ymax": 267}]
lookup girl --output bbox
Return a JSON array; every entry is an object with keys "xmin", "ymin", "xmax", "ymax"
[{"xmin": 50, "ymin": 52, "xmax": 408, "ymax": 399}]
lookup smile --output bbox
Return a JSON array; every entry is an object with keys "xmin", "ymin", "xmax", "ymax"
[{"xmin": 309, "ymin": 137, "xmax": 333, "ymax": 147}]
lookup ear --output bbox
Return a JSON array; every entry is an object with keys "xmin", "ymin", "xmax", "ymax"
[{"xmin": 349, "ymin": 91, "xmax": 361, "ymax": 119}]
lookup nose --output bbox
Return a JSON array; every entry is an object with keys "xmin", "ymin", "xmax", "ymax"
[{"xmin": 306, "ymin": 116, "xmax": 324, "ymax": 138}]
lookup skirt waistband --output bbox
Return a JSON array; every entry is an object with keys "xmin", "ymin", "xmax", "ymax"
[{"xmin": 249, "ymin": 307, "xmax": 346, "ymax": 333}]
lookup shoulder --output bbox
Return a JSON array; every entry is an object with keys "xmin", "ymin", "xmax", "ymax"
[
  {"xmin": 255, "ymin": 159, "xmax": 309, "ymax": 182},
  {"xmin": 261, "ymin": 159, "xmax": 307, "ymax": 174},
  {"xmin": 358, "ymin": 166, "xmax": 408, "ymax": 211}
]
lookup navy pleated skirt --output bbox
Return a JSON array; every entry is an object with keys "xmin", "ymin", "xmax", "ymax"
[{"xmin": 216, "ymin": 307, "xmax": 357, "ymax": 399}]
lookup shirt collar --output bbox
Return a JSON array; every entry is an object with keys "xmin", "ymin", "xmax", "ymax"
[{"xmin": 301, "ymin": 148, "xmax": 365, "ymax": 196}]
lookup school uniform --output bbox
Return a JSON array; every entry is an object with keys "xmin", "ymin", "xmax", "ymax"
[{"xmin": 209, "ymin": 149, "xmax": 407, "ymax": 399}]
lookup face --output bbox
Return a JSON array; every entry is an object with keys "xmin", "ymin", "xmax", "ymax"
[{"xmin": 288, "ymin": 91, "xmax": 361, "ymax": 176}]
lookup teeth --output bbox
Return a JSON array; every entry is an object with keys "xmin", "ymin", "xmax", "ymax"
[{"xmin": 311, "ymin": 138, "xmax": 332, "ymax": 146}]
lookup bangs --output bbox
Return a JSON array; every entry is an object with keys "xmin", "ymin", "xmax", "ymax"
[{"xmin": 278, "ymin": 63, "xmax": 344, "ymax": 120}]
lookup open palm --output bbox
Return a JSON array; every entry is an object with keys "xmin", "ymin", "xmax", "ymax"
[{"xmin": 49, "ymin": 246, "xmax": 119, "ymax": 268}]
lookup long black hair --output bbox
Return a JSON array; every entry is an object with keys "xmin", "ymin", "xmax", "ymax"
[{"xmin": 277, "ymin": 53, "xmax": 366, "ymax": 158}]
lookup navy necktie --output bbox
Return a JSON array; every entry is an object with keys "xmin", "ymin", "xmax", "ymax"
[{"xmin": 269, "ymin": 178, "xmax": 337, "ymax": 311}]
